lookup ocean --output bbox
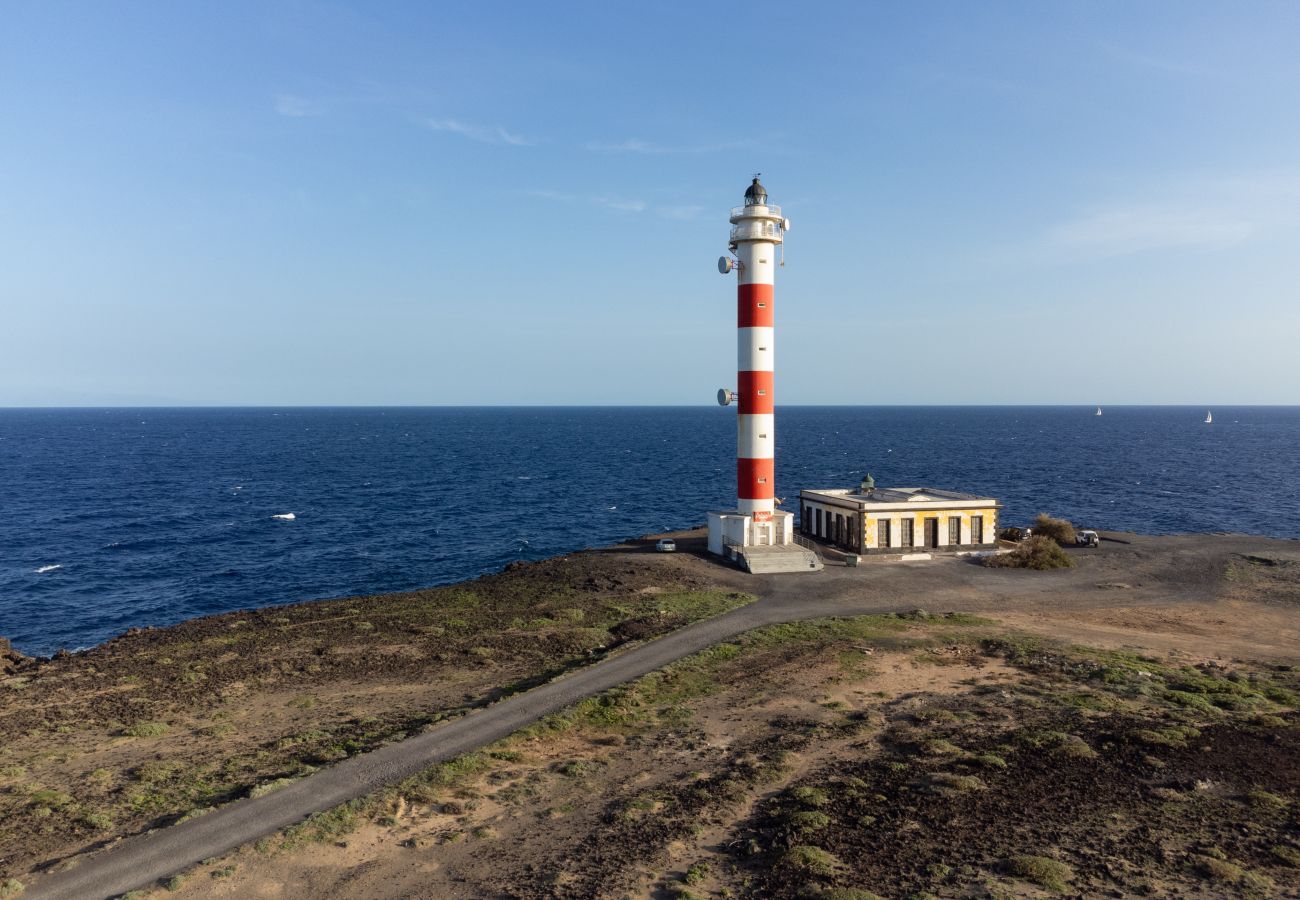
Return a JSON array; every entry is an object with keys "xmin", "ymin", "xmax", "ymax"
[{"xmin": 2, "ymin": 406, "xmax": 1297, "ymax": 656}]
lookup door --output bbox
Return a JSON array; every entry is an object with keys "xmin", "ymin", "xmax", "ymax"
[
  {"xmin": 926, "ymin": 518, "xmax": 940, "ymax": 548},
  {"xmin": 949, "ymin": 517, "xmax": 962, "ymax": 545}
]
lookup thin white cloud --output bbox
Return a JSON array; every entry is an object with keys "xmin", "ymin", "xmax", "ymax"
[
  {"xmin": 977, "ymin": 171, "xmax": 1300, "ymax": 269},
  {"xmin": 1049, "ymin": 207, "xmax": 1255, "ymax": 256},
  {"xmin": 526, "ymin": 189, "xmax": 575, "ymax": 202},
  {"xmin": 427, "ymin": 118, "xmax": 532, "ymax": 146},
  {"xmin": 594, "ymin": 196, "xmax": 646, "ymax": 213},
  {"xmin": 586, "ymin": 137, "xmax": 755, "ymax": 155},
  {"xmin": 658, "ymin": 205, "xmax": 704, "ymax": 221},
  {"xmin": 1100, "ymin": 43, "xmax": 1222, "ymax": 79},
  {"xmin": 529, "ymin": 189, "xmax": 703, "ymax": 218},
  {"xmin": 274, "ymin": 93, "xmax": 325, "ymax": 118}
]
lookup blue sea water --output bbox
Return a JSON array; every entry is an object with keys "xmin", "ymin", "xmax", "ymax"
[{"xmin": 1, "ymin": 406, "xmax": 1297, "ymax": 656}]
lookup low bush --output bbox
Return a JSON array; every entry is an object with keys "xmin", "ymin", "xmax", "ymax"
[
  {"xmin": 1271, "ymin": 845, "xmax": 1300, "ymax": 867},
  {"xmin": 983, "ymin": 536, "xmax": 1074, "ymax": 570},
  {"xmin": 780, "ymin": 845, "xmax": 845, "ymax": 876},
  {"xmin": 1030, "ymin": 513, "xmax": 1076, "ymax": 545},
  {"xmin": 787, "ymin": 810, "xmax": 831, "ymax": 832},
  {"xmin": 1007, "ymin": 854, "xmax": 1074, "ymax": 892}
]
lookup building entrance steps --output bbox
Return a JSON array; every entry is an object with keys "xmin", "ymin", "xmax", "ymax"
[{"xmin": 739, "ymin": 543, "xmax": 823, "ymax": 574}]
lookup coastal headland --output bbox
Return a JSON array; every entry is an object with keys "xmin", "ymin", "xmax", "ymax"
[{"xmin": 3, "ymin": 530, "xmax": 1299, "ymax": 898}]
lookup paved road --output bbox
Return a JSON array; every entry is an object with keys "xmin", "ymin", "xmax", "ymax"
[{"xmin": 22, "ymin": 532, "xmax": 1291, "ymax": 899}]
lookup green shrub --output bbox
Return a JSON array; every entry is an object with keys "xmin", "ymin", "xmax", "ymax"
[
  {"xmin": 923, "ymin": 739, "xmax": 962, "ymax": 756},
  {"xmin": 780, "ymin": 845, "xmax": 845, "ymax": 876},
  {"xmin": 122, "ymin": 721, "xmax": 169, "ymax": 738},
  {"xmin": 1248, "ymin": 789, "xmax": 1288, "ymax": 811},
  {"xmin": 683, "ymin": 861, "xmax": 709, "ymax": 884},
  {"xmin": 1195, "ymin": 855, "xmax": 1243, "ymax": 882},
  {"xmin": 1007, "ymin": 855, "xmax": 1073, "ymax": 892},
  {"xmin": 0, "ymin": 879, "xmax": 23, "ymax": 898},
  {"xmin": 787, "ymin": 810, "xmax": 831, "ymax": 832},
  {"xmin": 81, "ymin": 810, "xmax": 114, "ymax": 830},
  {"xmin": 1270, "ymin": 845, "xmax": 1300, "ymax": 867},
  {"xmin": 789, "ymin": 786, "xmax": 831, "ymax": 808},
  {"xmin": 983, "ymin": 536, "xmax": 1074, "ymax": 570},
  {"xmin": 1052, "ymin": 735, "xmax": 1098, "ymax": 759},
  {"xmin": 928, "ymin": 773, "xmax": 986, "ymax": 794},
  {"xmin": 1030, "ymin": 513, "xmax": 1076, "ymax": 545}
]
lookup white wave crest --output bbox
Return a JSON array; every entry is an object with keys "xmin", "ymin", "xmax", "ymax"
[
  {"xmin": 36, "ymin": 564, "xmax": 62, "ymax": 574},
  {"xmin": 272, "ymin": 512, "xmax": 296, "ymax": 521}
]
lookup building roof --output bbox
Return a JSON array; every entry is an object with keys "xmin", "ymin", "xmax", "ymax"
[{"xmin": 800, "ymin": 486, "xmax": 997, "ymax": 507}]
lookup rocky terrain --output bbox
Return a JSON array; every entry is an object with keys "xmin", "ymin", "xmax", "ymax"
[{"xmin": 3, "ymin": 530, "xmax": 1300, "ymax": 898}]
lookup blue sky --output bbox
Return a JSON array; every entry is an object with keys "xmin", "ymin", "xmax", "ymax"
[{"xmin": 2, "ymin": 1, "xmax": 1298, "ymax": 405}]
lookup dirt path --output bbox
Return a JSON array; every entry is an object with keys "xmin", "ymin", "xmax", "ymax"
[{"xmin": 20, "ymin": 530, "xmax": 1300, "ymax": 899}]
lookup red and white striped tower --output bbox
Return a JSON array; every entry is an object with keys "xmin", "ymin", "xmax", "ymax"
[{"xmin": 717, "ymin": 176, "xmax": 789, "ymax": 541}]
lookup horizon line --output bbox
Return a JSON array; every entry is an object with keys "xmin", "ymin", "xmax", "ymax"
[{"xmin": 1, "ymin": 403, "xmax": 1293, "ymax": 411}]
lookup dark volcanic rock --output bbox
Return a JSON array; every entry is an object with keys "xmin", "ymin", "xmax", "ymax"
[{"xmin": 1, "ymin": 636, "xmax": 33, "ymax": 675}]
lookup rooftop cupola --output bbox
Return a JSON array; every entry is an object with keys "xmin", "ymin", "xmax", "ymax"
[
  {"xmin": 859, "ymin": 472, "xmax": 875, "ymax": 494},
  {"xmin": 743, "ymin": 176, "xmax": 768, "ymax": 207}
]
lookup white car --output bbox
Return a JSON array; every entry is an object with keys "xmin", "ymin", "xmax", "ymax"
[{"xmin": 655, "ymin": 539, "xmax": 677, "ymax": 552}]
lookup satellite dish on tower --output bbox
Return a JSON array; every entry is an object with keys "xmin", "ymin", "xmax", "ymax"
[{"xmin": 718, "ymin": 256, "xmax": 734, "ymax": 274}]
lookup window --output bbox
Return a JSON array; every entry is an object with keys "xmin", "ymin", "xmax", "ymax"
[
  {"xmin": 757, "ymin": 389, "xmax": 767, "ymax": 395},
  {"xmin": 877, "ymin": 518, "xmax": 891, "ymax": 549},
  {"xmin": 972, "ymin": 515, "xmax": 984, "ymax": 544},
  {"xmin": 757, "ymin": 302, "xmax": 767, "ymax": 308},
  {"xmin": 949, "ymin": 517, "xmax": 962, "ymax": 545},
  {"xmin": 900, "ymin": 518, "xmax": 914, "ymax": 547},
  {"xmin": 836, "ymin": 514, "xmax": 844, "ymax": 544},
  {"xmin": 757, "ymin": 477, "xmax": 767, "ymax": 483},
  {"xmin": 803, "ymin": 506, "xmax": 811, "ymax": 532},
  {"xmin": 815, "ymin": 508, "xmax": 822, "ymax": 536}
]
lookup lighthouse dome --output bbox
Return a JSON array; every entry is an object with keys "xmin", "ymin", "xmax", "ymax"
[{"xmin": 743, "ymin": 176, "xmax": 767, "ymax": 207}]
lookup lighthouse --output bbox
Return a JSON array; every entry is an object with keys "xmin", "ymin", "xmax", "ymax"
[{"xmin": 707, "ymin": 177, "xmax": 820, "ymax": 572}]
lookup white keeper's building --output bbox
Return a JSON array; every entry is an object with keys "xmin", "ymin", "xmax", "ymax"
[{"xmin": 800, "ymin": 474, "xmax": 1000, "ymax": 555}]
